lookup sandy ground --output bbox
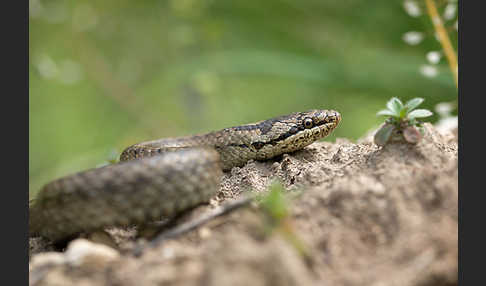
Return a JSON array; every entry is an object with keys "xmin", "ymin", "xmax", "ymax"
[{"xmin": 29, "ymin": 122, "xmax": 458, "ymax": 286}]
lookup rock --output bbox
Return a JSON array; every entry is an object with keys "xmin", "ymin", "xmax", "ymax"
[
  {"xmin": 30, "ymin": 252, "xmax": 66, "ymax": 269},
  {"xmin": 65, "ymin": 239, "xmax": 120, "ymax": 267}
]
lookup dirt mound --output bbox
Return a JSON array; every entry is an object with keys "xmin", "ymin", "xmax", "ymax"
[{"xmin": 29, "ymin": 123, "xmax": 458, "ymax": 286}]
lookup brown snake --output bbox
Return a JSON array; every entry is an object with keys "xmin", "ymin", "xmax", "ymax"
[{"xmin": 29, "ymin": 110, "xmax": 341, "ymax": 242}]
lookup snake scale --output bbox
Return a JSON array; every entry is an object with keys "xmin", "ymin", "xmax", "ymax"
[{"xmin": 29, "ymin": 110, "xmax": 341, "ymax": 242}]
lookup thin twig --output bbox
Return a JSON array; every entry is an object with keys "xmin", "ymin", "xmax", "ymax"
[
  {"xmin": 132, "ymin": 196, "xmax": 254, "ymax": 257},
  {"xmin": 424, "ymin": 0, "xmax": 458, "ymax": 88}
]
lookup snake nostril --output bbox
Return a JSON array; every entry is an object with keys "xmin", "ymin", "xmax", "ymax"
[{"xmin": 333, "ymin": 111, "xmax": 341, "ymax": 124}]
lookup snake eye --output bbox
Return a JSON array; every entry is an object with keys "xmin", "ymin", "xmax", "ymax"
[
  {"xmin": 252, "ymin": 142, "xmax": 265, "ymax": 150},
  {"xmin": 303, "ymin": 118, "xmax": 313, "ymax": 129}
]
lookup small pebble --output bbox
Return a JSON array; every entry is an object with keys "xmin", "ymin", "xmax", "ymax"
[{"xmin": 65, "ymin": 239, "xmax": 119, "ymax": 267}]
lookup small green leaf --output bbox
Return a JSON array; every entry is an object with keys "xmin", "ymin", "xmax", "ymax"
[
  {"xmin": 408, "ymin": 109, "xmax": 433, "ymax": 119},
  {"xmin": 106, "ymin": 149, "xmax": 120, "ymax": 164},
  {"xmin": 399, "ymin": 107, "xmax": 408, "ymax": 119},
  {"xmin": 404, "ymin": 98, "xmax": 424, "ymax": 112},
  {"xmin": 376, "ymin": 109, "xmax": 397, "ymax": 117},
  {"xmin": 261, "ymin": 183, "xmax": 289, "ymax": 221},
  {"xmin": 374, "ymin": 124, "xmax": 395, "ymax": 146},
  {"xmin": 386, "ymin": 97, "xmax": 404, "ymax": 114}
]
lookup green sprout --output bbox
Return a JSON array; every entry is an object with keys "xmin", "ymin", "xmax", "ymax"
[
  {"xmin": 259, "ymin": 182, "xmax": 290, "ymax": 230},
  {"xmin": 374, "ymin": 97, "xmax": 433, "ymax": 146},
  {"xmin": 95, "ymin": 149, "xmax": 120, "ymax": 168},
  {"xmin": 259, "ymin": 182, "xmax": 310, "ymax": 259}
]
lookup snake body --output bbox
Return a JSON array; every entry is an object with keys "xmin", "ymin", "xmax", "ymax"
[{"xmin": 29, "ymin": 110, "xmax": 341, "ymax": 242}]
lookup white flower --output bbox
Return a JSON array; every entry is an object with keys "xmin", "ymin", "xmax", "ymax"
[
  {"xmin": 29, "ymin": 0, "xmax": 43, "ymax": 19},
  {"xmin": 443, "ymin": 3, "xmax": 457, "ymax": 20},
  {"xmin": 35, "ymin": 54, "xmax": 59, "ymax": 79},
  {"xmin": 403, "ymin": 1, "xmax": 421, "ymax": 17},
  {"xmin": 436, "ymin": 116, "xmax": 458, "ymax": 134},
  {"xmin": 426, "ymin": 51, "xmax": 441, "ymax": 64},
  {"xmin": 435, "ymin": 102, "xmax": 454, "ymax": 117},
  {"xmin": 402, "ymin": 31, "xmax": 424, "ymax": 45},
  {"xmin": 419, "ymin": 65, "xmax": 438, "ymax": 78}
]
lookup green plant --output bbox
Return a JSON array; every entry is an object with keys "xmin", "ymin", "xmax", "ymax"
[
  {"xmin": 258, "ymin": 182, "xmax": 309, "ymax": 258},
  {"xmin": 259, "ymin": 182, "xmax": 290, "ymax": 229},
  {"xmin": 374, "ymin": 97, "xmax": 433, "ymax": 146}
]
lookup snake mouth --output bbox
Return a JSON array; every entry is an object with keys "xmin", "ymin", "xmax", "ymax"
[
  {"xmin": 334, "ymin": 111, "xmax": 342, "ymax": 125},
  {"xmin": 323, "ymin": 110, "xmax": 341, "ymax": 126},
  {"xmin": 317, "ymin": 110, "xmax": 341, "ymax": 137}
]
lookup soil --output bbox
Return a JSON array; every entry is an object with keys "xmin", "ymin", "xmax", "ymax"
[{"xmin": 29, "ymin": 122, "xmax": 458, "ymax": 286}]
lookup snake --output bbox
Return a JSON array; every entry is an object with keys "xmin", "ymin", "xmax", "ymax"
[{"xmin": 29, "ymin": 110, "xmax": 341, "ymax": 242}]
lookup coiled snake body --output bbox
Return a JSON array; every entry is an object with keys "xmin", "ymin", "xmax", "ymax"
[{"xmin": 29, "ymin": 110, "xmax": 341, "ymax": 242}]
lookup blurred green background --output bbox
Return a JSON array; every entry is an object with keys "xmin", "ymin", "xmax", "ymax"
[{"xmin": 29, "ymin": 0, "xmax": 457, "ymax": 197}]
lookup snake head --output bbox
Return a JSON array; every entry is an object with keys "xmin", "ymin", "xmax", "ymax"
[
  {"xmin": 248, "ymin": 109, "xmax": 342, "ymax": 160},
  {"xmin": 302, "ymin": 109, "xmax": 341, "ymax": 138}
]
